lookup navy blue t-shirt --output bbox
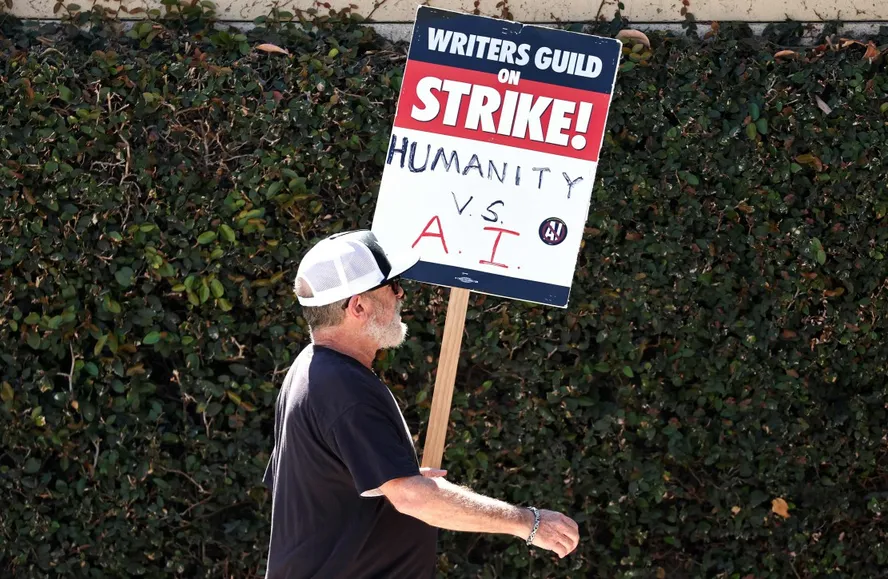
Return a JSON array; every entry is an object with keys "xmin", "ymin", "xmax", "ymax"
[{"xmin": 263, "ymin": 344, "xmax": 437, "ymax": 579}]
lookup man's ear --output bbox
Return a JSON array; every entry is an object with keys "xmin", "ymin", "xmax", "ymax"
[{"xmin": 344, "ymin": 294, "xmax": 370, "ymax": 320}]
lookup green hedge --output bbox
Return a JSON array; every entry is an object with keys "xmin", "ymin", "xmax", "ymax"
[{"xmin": 2, "ymin": 4, "xmax": 888, "ymax": 577}]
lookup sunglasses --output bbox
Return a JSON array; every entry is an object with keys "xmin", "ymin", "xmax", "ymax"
[{"xmin": 342, "ymin": 276, "xmax": 402, "ymax": 309}]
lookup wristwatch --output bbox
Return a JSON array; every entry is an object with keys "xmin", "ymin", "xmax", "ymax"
[{"xmin": 526, "ymin": 506, "xmax": 541, "ymax": 546}]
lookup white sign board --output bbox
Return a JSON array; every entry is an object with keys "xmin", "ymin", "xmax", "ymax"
[{"xmin": 372, "ymin": 7, "xmax": 621, "ymax": 307}]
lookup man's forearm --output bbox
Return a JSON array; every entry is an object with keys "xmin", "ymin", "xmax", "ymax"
[{"xmin": 387, "ymin": 476, "xmax": 533, "ymax": 538}]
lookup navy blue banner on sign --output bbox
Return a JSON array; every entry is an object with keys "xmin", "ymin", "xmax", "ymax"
[
  {"xmin": 407, "ymin": 7, "xmax": 621, "ymax": 95},
  {"xmin": 402, "ymin": 262, "xmax": 571, "ymax": 307}
]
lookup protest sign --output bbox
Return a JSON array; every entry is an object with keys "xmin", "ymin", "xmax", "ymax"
[
  {"xmin": 371, "ymin": 6, "xmax": 622, "ymax": 308},
  {"xmin": 370, "ymin": 7, "xmax": 621, "ymax": 467}
]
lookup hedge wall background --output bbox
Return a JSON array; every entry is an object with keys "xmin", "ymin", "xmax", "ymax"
[{"xmin": 2, "ymin": 3, "xmax": 888, "ymax": 578}]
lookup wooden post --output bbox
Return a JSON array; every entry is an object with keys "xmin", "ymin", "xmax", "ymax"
[{"xmin": 421, "ymin": 287, "xmax": 471, "ymax": 469}]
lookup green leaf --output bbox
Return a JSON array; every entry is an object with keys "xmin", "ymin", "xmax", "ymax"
[
  {"xmin": 218, "ymin": 298, "xmax": 233, "ymax": 312},
  {"xmin": 1, "ymin": 382, "xmax": 13, "ymax": 402},
  {"xmin": 230, "ymin": 364, "xmax": 249, "ymax": 376},
  {"xmin": 143, "ymin": 331, "xmax": 162, "ymax": 345},
  {"xmin": 24, "ymin": 312, "xmax": 40, "ymax": 325},
  {"xmin": 790, "ymin": 163, "xmax": 803, "ymax": 173},
  {"xmin": 115, "ymin": 266, "xmax": 135, "ymax": 288},
  {"xmin": 220, "ymin": 224, "xmax": 236, "ymax": 243},
  {"xmin": 811, "ymin": 238, "xmax": 826, "ymax": 265},
  {"xmin": 756, "ymin": 118, "xmax": 769, "ymax": 135},
  {"xmin": 59, "ymin": 86, "xmax": 73, "ymax": 102},
  {"xmin": 24, "ymin": 457, "xmax": 42, "ymax": 474},
  {"xmin": 749, "ymin": 489, "xmax": 769, "ymax": 507},
  {"xmin": 749, "ymin": 102, "xmax": 760, "ymax": 121},
  {"xmin": 44, "ymin": 161, "xmax": 59, "ymax": 173},
  {"xmin": 328, "ymin": 47, "xmax": 339, "ymax": 58},
  {"xmin": 210, "ymin": 279, "xmax": 225, "ymax": 298},
  {"xmin": 880, "ymin": 102, "xmax": 888, "ymax": 114},
  {"xmin": 267, "ymin": 181, "xmax": 283, "ymax": 196},
  {"xmin": 94, "ymin": 334, "xmax": 108, "ymax": 355},
  {"xmin": 746, "ymin": 122, "xmax": 758, "ymax": 140},
  {"xmin": 620, "ymin": 61, "xmax": 635, "ymax": 72},
  {"xmin": 197, "ymin": 231, "xmax": 217, "ymax": 245},
  {"xmin": 103, "ymin": 295, "xmax": 121, "ymax": 314},
  {"xmin": 623, "ymin": 366, "xmax": 634, "ymax": 378},
  {"xmin": 199, "ymin": 284, "xmax": 210, "ymax": 304}
]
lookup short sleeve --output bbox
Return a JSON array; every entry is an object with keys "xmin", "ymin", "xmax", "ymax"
[{"xmin": 326, "ymin": 403, "xmax": 420, "ymax": 497}]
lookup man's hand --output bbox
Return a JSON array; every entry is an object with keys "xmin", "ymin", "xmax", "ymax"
[
  {"xmin": 526, "ymin": 509, "xmax": 580, "ymax": 558},
  {"xmin": 419, "ymin": 467, "xmax": 447, "ymax": 478}
]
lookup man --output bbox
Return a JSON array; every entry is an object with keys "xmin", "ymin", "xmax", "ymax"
[{"xmin": 263, "ymin": 230, "xmax": 580, "ymax": 578}]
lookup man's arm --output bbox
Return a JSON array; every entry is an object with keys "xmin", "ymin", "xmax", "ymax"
[{"xmin": 379, "ymin": 475, "xmax": 580, "ymax": 558}]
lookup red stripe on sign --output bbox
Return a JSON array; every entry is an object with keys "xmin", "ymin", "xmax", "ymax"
[{"xmin": 394, "ymin": 60, "xmax": 612, "ymax": 162}]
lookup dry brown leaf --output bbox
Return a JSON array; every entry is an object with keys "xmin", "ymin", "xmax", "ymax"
[
  {"xmin": 781, "ymin": 329, "xmax": 797, "ymax": 339},
  {"xmin": 796, "ymin": 153, "xmax": 824, "ymax": 172},
  {"xmin": 656, "ymin": 567, "xmax": 666, "ymax": 579},
  {"xmin": 840, "ymin": 38, "xmax": 864, "ymax": 48},
  {"xmin": 616, "ymin": 29, "xmax": 651, "ymax": 50},
  {"xmin": 256, "ymin": 43, "xmax": 290, "ymax": 56},
  {"xmin": 772, "ymin": 497, "xmax": 790, "ymax": 518},
  {"xmin": 731, "ymin": 506, "xmax": 741, "ymax": 515},
  {"xmin": 704, "ymin": 22, "xmax": 720, "ymax": 39},
  {"xmin": 774, "ymin": 50, "xmax": 797, "ymax": 59},
  {"xmin": 863, "ymin": 42, "xmax": 880, "ymax": 62}
]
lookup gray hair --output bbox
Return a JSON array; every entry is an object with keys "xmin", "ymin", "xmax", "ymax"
[{"xmin": 293, "ymin": 277, "xmax": 348, "ymax": 334}]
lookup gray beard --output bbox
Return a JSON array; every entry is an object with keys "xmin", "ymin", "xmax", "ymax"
[{"xmin": 366, "ymin": 300, "xmax": 408, "ymax": 349}]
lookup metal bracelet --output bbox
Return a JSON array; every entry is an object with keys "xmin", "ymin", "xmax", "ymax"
[{"xmin": 526, "ymin": 506, "xmax": 541, "ymax": 546}]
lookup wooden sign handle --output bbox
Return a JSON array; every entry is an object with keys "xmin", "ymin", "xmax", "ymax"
[{"xmin": 421, "ymin": 287, "xmax": 471, "ymax": 469}]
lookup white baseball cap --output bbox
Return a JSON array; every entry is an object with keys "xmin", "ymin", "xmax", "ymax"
[{"xmin": 294, "ymin": 230, "xmax": 419, "ymax": 307}]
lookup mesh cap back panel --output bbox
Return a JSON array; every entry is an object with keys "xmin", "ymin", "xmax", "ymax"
[
  {"xmin": 341, "ymin": 241, "xmax": 379, "ymax": 282},
  {"xmin": 303, "ymin": 259, "xmax": 342, "ymax": 294}
]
